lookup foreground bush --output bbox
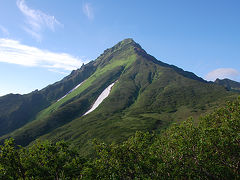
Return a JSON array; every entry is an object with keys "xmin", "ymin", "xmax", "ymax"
[
  {"xmin": 1, "ymin": 98, "xmax": 239, "ymax": 179},
  {"xmin": 0, "ymin": 140, "xmax": 85, "ymax": 179}
]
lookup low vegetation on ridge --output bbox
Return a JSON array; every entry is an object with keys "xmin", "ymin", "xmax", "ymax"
[{"xmin": 1, "ymin": 97, "xmax": 239, "ymax": 179}]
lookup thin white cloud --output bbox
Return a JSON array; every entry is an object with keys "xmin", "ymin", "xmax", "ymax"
[
  {"xmin": 0, "ymin": 38, "xmax": 83, "ymax": 71},
  {"xmin": 16, "ymin": 0, "xmax": 62, "ymax": 41},
  {"xmin": 83, "ymin": 3, "xmax": 94, "ymax": 20},
  {"xmin": 48, "ymin": 68, "xmax": 69, "ymax": 75},
  {"xmin": 23, "ymin": 26, "xmax": 42, "ymax": 42},
  {"xmin": 0, "ymin": 25, "xmax": 9, "ymax": 36},
  {"xmin": 205, "ymin": 68, "xmax": 240, "ymax": 81}
]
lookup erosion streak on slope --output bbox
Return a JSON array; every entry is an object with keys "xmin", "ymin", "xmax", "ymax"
[
  {"xmin": 57, "ymin": 81, "xmax": 85, "ymax": 102},
  {"xmin": 36, "ymin": 55, "xmax": 135, "ymax": 119},
  {"xmin": 45, "ymin": 54, "xmax": 136, "ymax": 113},
  {"xmin": 84, "ymin": 82, "xmax": 116, "ymax": 115},
  {"xmin": 1, "ymin": 55, "xmax": 136, "ymax": 141}
]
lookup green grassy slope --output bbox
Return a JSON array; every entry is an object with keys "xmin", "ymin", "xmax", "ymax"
[
  {"xmin": 1, "ymin": 39, "xmax": 239, "ymax": 150},
  {"xmin": 0, "ymin": 93, "xmax": 49, "ymax": 136},
  {"xmin": 0, "ymin": 39, "xmax": 138, "ymax": 146},
  {"xmin": 0, "ymin": 61, "xmax": 96, "ymax": 137},
  {"xmin": 38, "ymin": 44, "xmax": 238, "ymax": 155}
]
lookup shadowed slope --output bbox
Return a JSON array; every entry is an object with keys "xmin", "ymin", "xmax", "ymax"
[
  {"xmin": 0, "ymin": 62, "xmax": 96, "ymax": 136},
  {"xmin": 0, "ymin": 39, "xmax": 138, "ymax": 146},
  {"xmin": 215, "ymin": 78, "xmax": 240, "ymax": 92}
]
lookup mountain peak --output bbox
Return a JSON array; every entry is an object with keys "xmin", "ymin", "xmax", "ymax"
[
  {"xmin": 120, "ymin": 38, "xmax": 135, "ymax": 44},
  {"xmin": 110, "ymin": 38, "xmax": 147, "ymax": 56},
  {"xmin": 1, "ymin": 37, "xmax": 238, "ymax": 151},
  {"xmin": 95, "ymin": 38, "xmax": 143, "ymax": 65},
  {"xmin": 114, "ymin": 38, "xmax": 141, "ymax": 50}
]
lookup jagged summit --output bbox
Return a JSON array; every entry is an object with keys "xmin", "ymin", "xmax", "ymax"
[
  {"xmin": 93, "ymin": 38, "xmax": 143, "ymax": 68},
  {"xmin": 114, "ymin": 38, "xmax": 140, "ymax": 48},
  {"xmin": 97, "ymin": 38, "xmax": 142, "ymax": 59},
  {"xmin": 121, "ymin": 38, "xmax": 135, "ymax": 43}
]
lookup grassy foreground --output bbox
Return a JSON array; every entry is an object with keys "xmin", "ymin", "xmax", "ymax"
[{"xmin": 1, "ymin": 97, "xmax": 239, "ymax": 179}]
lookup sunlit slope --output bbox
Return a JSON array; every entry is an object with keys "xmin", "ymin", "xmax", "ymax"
[
  {"xmin": 0, "ymin": 60, "xmax": 96, "ymax": 136},
  {"xmin": 1, "ymin": 38, "xmax": 238, "ymax": 149},
  {"xmin": 84, "ymin": 82, "xmax": 116, "ymax": 115},
  {"xmin": 39, "ymin": 48, "xmax": 238, "ymax": 155},
  {"xmin": 0, "ymin": 39, "xmax": 138, "ymax": 146}
]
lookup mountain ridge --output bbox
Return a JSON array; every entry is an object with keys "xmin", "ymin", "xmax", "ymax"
[
  {"xmin": 0, "ymin": 39, "xmax": 239, "ymax": 151},
  {"xmin": 215, "ymin": 78, "xmax": 240, "ymax": 92}
]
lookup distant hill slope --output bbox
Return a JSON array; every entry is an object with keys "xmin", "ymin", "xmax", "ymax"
[
  {"xmin": 215, "ymin": 78, "xmax": 240, "ymax": 92},
  {"xmin": 0, "ymin": 39, "xmax": 239, "ymax": 150}
]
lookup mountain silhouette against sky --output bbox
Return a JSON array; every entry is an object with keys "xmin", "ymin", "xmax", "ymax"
[{"xmin": 0, "ymin": 39, "xmax": 239, "ymax": 154}]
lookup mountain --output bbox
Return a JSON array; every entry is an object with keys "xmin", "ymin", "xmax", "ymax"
[
  {"xmin": 0, "ymin": 61, "xmax": 96, "ymax": 136},
  {"xmin": 0, "ymin": 39, "xmax": 239, "ymax": 153},
  {"xmin": 214, "ymin": 78, "xmax": 240, "ymax": 92}
]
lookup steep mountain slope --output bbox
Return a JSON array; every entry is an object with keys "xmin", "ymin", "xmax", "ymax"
[
  {"xmin": 215, "ymin": 78, "xmax": 240, "ymax": 92},
  {"xmin": 0, "ymin": 39, "xmax": 238, "ymax": 150},
  {"xmin": 0, "ymin": 92, "xmax": 48, "ymax": 136},
  {"xmin": 0, "ymin": 61, "xmax": 96, "ymax": 136},
  {"xmin": 0, "ymin": 39, "xmax": 137, "ymax": 145}
]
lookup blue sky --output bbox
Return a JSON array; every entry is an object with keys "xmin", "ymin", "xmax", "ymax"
[{"xmin": 0, "ymin": 0, "xmax": 240, "ymax": 96}]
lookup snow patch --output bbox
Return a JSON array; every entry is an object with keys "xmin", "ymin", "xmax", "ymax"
[
  {"xmin": 57, "ymin": 80, "xmax": 85, "ymax": 102},
  {"xmin": 84, "ymin": 82, "xmax": 115, "ymax": 115}
]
